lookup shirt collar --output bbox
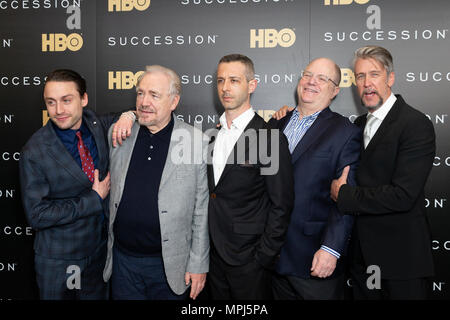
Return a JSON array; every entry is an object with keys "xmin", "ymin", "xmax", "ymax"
[
  {"xmin": 369, "ymin": 92, "xmax": 396, "ymax": 121},
  {"xmin": 293, "ymin": 107, "xmax": 322, "ymax": 120},
  {"xmin": 53, "ymin": 120, "xmax": 89, "ymax": 143},
  {"xmin": 142, "ymin": 113, "xmax": 174, "ymax": 142},
  {"xmin": 219, "ymin": 107, "xmax": 255, "ymax": 130}
]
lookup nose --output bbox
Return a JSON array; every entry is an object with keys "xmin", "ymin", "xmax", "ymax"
[
  {"xmin": 307, "ymin": 74, "xmax": 318, "ymax": 85},
  {"xmin": 55, "ymin": 102, "xmax": 64, "ymax": 114},
  {"xmin": 222, "ymin": 79, "xmax": 230, "ymax": 92},
  {"xmin": 141, "ymin": 93, "xmax": 152, "ymax": 107}
]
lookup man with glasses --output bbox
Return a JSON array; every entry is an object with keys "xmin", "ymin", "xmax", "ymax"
[{"xmin": 269, "ymin": 58, "xmax": 361, "ymax": 299}]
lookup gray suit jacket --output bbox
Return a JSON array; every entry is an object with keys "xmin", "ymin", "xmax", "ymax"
[{"xmin": 103, "ymin": 115, "xmax": 210, "ymax": 295}]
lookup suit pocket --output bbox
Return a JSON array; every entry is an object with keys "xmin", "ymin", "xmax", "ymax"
[{"xmin": 233, "ymin": 222, "xmax": 265, "ymax": 235}]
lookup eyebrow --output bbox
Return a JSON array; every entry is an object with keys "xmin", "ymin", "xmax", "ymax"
[
  {"xmin": 217, "ymin": 75, "xmax": 242, "ymax": 80},
  {"xmin": 44, "ymin": 94, "xmax": 74, "ymax": 100}
]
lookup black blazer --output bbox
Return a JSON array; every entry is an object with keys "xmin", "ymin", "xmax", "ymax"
[
  {"xmin": 338, "ymin": 95, "xmax": 435, "ymax": 279},
  {"xmin": 207, "ymin": 113, "xmax": 294, "ymax": 270}
]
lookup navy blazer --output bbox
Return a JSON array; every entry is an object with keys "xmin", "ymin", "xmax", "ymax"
[
  {"xmin": 269, "ymin": 107, "xmax": 362, "ymax": 279},
  {"xmin": 19, "ymin": 108, "xmax": 117, "ymax": 260}
]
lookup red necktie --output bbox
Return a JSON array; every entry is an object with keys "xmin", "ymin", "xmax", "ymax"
[{"xmin": 76, "ymin": 131, "xmax": 95, "ymax": 183}]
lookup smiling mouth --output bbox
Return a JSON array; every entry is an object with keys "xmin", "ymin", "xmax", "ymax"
[{"xmin": 304, "ymin": 88, "xmax": 318, "ymax": 93}]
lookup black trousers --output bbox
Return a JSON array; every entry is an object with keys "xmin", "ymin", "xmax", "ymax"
[
  {"xmin": 207, "ymin": 247, "xmax": 272, "ymax": 300},
  {"xmin": 272, "ymin": 272, "xmax": 345, "ymax": 300},
  {"xmin": 350, "ymin": 238, "xmax": 430, "ymax": 300}
]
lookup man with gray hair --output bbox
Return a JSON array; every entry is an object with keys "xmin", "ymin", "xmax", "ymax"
[
  {"xmin": 331, "ymin": 45, "xmax": 436, "ymax": 299},
  {"xmin": 103, "ymin": 65, "xmax": 210, "ymax": 300}
]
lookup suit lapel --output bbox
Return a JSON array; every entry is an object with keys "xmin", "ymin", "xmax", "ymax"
[
  {"xmin": 84, "ymin": 113, "xmax": 108, "ymax": 175},
  {"xmin": 213, "ymin": 114, "xmax": 262, "ymax": 189},
  {"xmin": 362, "ymin": 96, "xmax": 402, "ymax": 159},
  {"xmin": 159, "ymin": 115, "xmax": 181, "ymax": 190},
  {"xmin": 207, "ymin": 133, "xmax": 217, "ymax": 192},
  {"xmin": 43, "ymin": 122, "xmax": 91, "ymax": 186},
  {"xmin": 290, "ymin": 107, "xmax": 334, "ymax": 164}
]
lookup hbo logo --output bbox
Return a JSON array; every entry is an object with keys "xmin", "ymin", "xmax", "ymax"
[
  {"xmin": 324, "ymin": 0, "xmax": 370, "ymax": 5},
  {"xmin": 108, "ymin": 0, "xmax": 151, "ymax": 12},
  {"xmin": 250, "ymin": 28, "xmax": 296, "ymax": 48},
  {"xmin": 42, "ymin": 33, "xmax": 83, "ymax": 52}
]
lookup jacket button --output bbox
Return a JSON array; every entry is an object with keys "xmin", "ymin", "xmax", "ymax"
[{"xmin": 210, "ymin": 193, "xmax": 216, "ymax": 199}]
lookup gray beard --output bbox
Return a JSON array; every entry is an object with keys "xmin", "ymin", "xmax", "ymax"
[{"xmin": 361, "ymin": 93, "xmax": 384, "ymax": 112}]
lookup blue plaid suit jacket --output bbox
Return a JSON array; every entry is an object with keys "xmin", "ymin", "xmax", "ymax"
[{"xmin": 19, "ymin": 108, "xmax": 117, "ymax": 260}]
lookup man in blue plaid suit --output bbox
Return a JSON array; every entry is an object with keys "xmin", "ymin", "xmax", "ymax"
[{"xmin": 19, "ymin": 69, "xmax": 132, "ymax": 300}]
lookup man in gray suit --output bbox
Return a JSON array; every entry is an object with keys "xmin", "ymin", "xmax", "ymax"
[{"xmin": 103, "ymin": 65, "xmax": 209, "ymax": 300}]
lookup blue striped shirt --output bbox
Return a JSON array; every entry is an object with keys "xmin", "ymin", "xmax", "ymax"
[
  {"xmin": 283, "ymin": 108, "xmax": 341, "ymax": 259},
  {"xmin": 283, "ymin": 108, "xmax": 321, "ymax": 153}
]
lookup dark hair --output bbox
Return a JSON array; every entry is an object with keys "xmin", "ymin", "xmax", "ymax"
[
  {"xmin": 44, "ymin": 69, "xmax": 87, "ymax": 97},
  {"xmin": 218, "ymin": 54, "xmax": 255, "ymax": 81}
]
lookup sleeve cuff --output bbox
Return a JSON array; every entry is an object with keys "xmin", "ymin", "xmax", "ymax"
[{"xmin": 320, "ymin": 245, "xmax": 340, "ymax": 259}]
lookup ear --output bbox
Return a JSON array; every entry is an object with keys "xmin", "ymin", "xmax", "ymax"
[
  {"xmin": 248, "ymin": 78, "xmax": 257, "ymax": 94},
  {"xmin": 170, "ymin": 94, "xmax": 180, "ymax": 111},
  {"xmin": 81, "ymin": 92, "xmax": 88, "ymax": 108},
  {"xmin": 387, "ymin": 71, "xmax": 395, "ymax": 88},
  {"xmin": 331, "ymin": 86, "xmax": 340, "ymax": 100}
]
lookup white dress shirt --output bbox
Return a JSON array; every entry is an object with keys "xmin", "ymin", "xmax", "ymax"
[
  {"xmin": 213, "ymin": 107, "xmax": 255, "ymax": 186},
  {"xmin": 364, "ymin": 92, "xmax": 397, "ymax": 148}
]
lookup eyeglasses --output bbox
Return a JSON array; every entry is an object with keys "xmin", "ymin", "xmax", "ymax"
[{"xmin": 301, "ymin": 71, "xmax": 338, "ymax": 87}]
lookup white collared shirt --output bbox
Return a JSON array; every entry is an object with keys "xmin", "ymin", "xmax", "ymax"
[
  {"xmin": 365, "ymin": 92, "xmax": 397, "ymax": 143},
  {"xmin": 213, "ymin": 107, "xmax": 255, "ymax": 186}
]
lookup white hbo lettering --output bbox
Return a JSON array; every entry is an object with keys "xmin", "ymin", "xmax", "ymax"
[
  {"xmin": 0, "ymin": 76, "xmax": 42, "ymax": 86},
  {"xmin": 176, "ymin": 114, "xmax": 218, "ymax": 124},
  {"xmin": 0, "ymin": 0, "xmax": 81, "ymax": 10},
  {"xmin": 406, "ymin": 71, "xmax": 450, "ymax": 82},
  {"xmin": 0, "ymin": 263, "xmax": 17, "ymax": 272},
  {"xmin": 3, "ymin": 226, "xmax": 33, "ymax": 236},
  {"xmin": 0, "ymin": 189, "xmax": 15, "ymax": 198},
  {"xmin": 432, "ymin": 240, "xmax": 450, "ymax": 251},
  {"xmin": 425, "ymin": 114, "xmax": 448, "ymax": 125},
  {"xmin": 179, "ymin": 73, "xmax": 296, "ymax": 85},
  {"xmin": 1, "ymin": 114, "xmax": 14, "ymax": 124},
  {"xmin": 107, "ymin": 34, "xmax": 218, "ymax": 47},
  {"xmin": 425, "ymin": 198, "xmax": 447, "ymax": 209},
  {"xmin": 433, "ymin": 282, "xmax": 446, "ymax": 292},
  {"xmin": 433, "ymin": 156, "xmax": 450, "ymax": 167},
  {"xmin": 324, "ymin": 29, "xmax": 448, "ymax": 42},
  {"xmin": 250, "ymin": 28, "xmax": 296, "ymax": 48},
  {"xmin": 181, "ymin": 74, "xmax": 214, "ymax": 85},
  {"xmin": 2, "ymin": 152, "xmax": 20, "ymax": 161},
  {"xmin": 2, "ymin": 38, "xmax": 13, "ymax": 48}
]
